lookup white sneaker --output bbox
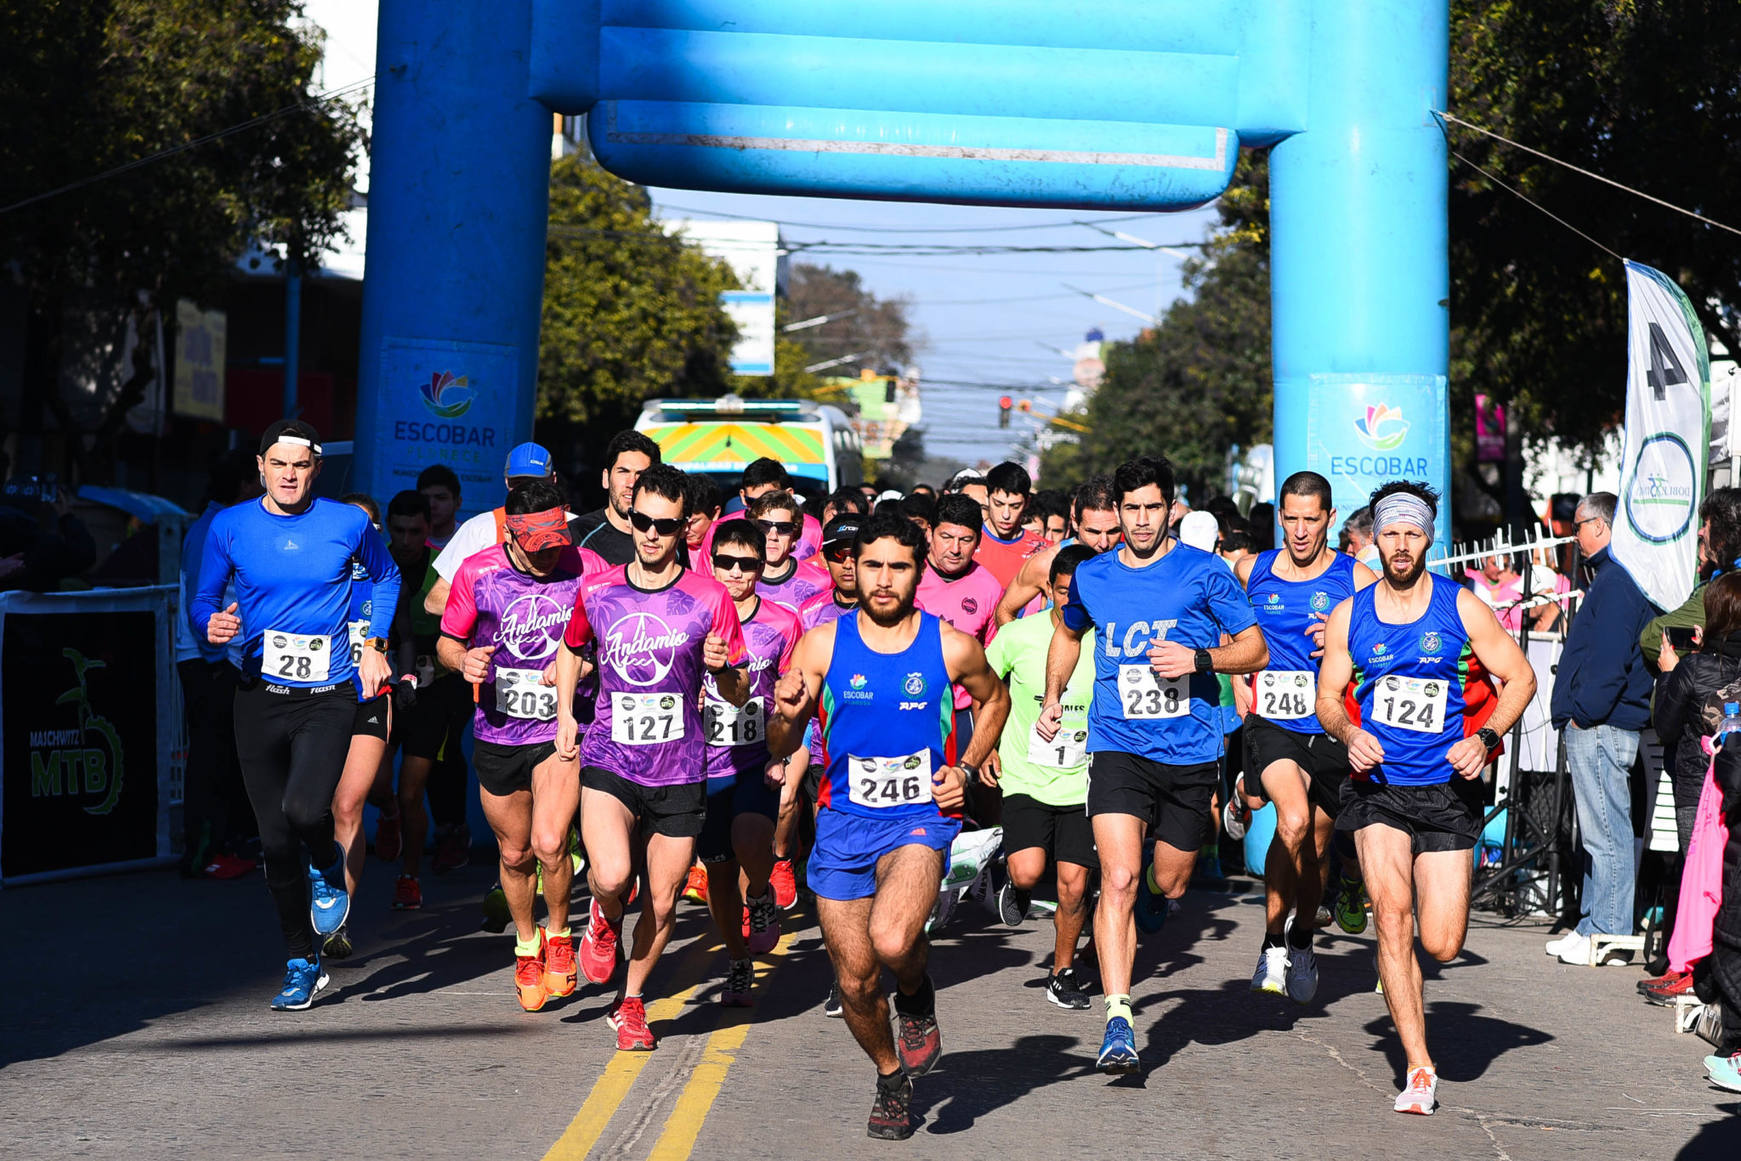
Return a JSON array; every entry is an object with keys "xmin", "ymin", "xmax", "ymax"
[
  {"xmin": 1286, "ymin": 945, "xmax": 1319, "ymax": 1004},
  {"xmin": 1554, "ymin": 931, "xmax": 1593, "ymax": 965},
  {"xmin": 1544, "ymin": 931, "xmax": 1579, "ymax": 957},
  {"xmin": 1393, "ymin": 1065, "xmax": 1438, "ymax": 1114},
  {"xmin": 1251, "ymin": 944, "xmax": 1288, "ymax": 994}
]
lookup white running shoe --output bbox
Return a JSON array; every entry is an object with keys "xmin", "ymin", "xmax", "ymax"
[
  {"xmin": 1553, "ymin": 931, "xmax": 1593, "ymax": 965},
  {"xmin": 1286, "ymin": 945, "xmax": 1319, "ymax": 1004},
  {"xmin": 1393, "ymin": 1065, "xmax": 1438, "ymax": 1115},
  {"xmin": 1251, "ymin": 944, "xmax": 1288, "ymax": 994},
  {"xmin": 1544, "ymin": 931, "xmax": 1579, "ymax": 957}
]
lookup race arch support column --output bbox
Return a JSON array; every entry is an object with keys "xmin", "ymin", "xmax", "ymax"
[
  {"xmin": 1268, "ymin": 0, "xmax": 1451, "ymax": 544},
  {"xmin": 353, "ymin": 0, "xmax": 554, "ymax": 514}
]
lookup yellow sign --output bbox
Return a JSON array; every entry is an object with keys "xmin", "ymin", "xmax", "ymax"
[{"xmin": 173, "ymin": 299, "xmax": 226, "ymax": 421}]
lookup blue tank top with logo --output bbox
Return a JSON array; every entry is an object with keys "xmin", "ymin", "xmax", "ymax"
[
  {"xmin": 1347, "ymin": 575, "xmax": 1496, "ymax": 786},
  {"xmin": 1247, "ymin": 550, "xmax": 1358, "ymax": 735},
  {"xmin": 817, "ymin": 611, "xmax": 954, "ymax": 822}
]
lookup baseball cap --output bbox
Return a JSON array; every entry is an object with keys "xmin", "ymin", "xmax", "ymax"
[
  {"xmin": 259, "ymin": 419, "xmax": 322, "ymax": 457},
  {"xmin": 822, "ymin": 515, "xmax": 863, "ymax": 550},
  {"xmin": 1179, "ymin": 510, "xmax": 1220, "ymax": 552},
  {"xmin": 504, "ymin": 442, "xmax": 554, "ymax": 480}
]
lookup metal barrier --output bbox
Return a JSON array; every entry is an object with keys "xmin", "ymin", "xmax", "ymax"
[{"xmin": 0, "ymin": 586, "xmax": 181, "ymax": 885}]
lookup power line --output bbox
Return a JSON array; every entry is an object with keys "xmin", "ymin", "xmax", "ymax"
[{"xmin": 655, "ymin": 203, "xmax": 1175, "ymax": 235}]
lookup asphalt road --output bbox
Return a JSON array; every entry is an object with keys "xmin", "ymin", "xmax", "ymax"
[{"xmin": 2, "ymin": 858, "xmax": 1737, "ymax": 1161}]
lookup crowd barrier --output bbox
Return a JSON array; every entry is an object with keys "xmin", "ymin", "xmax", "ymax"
[{"xmin": 0, "ymin": 586, "xmax": 183, "ymax": 885}]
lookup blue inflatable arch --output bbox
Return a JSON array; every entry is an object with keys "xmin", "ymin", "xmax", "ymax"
[{"xmin": 356, "ymin": 0, "xmax": 1449, "ymax": 538}]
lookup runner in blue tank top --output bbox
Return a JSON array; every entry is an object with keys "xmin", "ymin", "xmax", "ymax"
[
  {"xmin": 770, "ymin": 514, "xmax": 1009, "ymax": 1142},
  {"xmin": 1038, "ymin": 455, "xmax": 1269, "ymax": 1077},
  {"xmin": 1235, "ymin": 472, "xmax": 1377, "ymax": 1003},
  {"xmin": 1316, "ymin": 481, "xmax": 1535, "ymax": 1118}
]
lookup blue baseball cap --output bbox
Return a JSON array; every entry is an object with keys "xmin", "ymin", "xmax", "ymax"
[{"xmin": 504, "ymin": 442, "xmax": 553, "ymax": 480}]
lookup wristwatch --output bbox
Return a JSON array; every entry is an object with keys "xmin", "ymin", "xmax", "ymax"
[
  {"xmin": 365, "ymin": 637, "xmax": 389, "ymax": 654},
  {"xmin": 957, "ymin": 760, "xmax": 980, "ymax": 783},
  {"xmin": 1477, "ymin": 726, "xmax": 1501, "ymax": 750},
  {"xmin": 1193, "ymin": 648, "xmax": 1214, "ymax": 674}
]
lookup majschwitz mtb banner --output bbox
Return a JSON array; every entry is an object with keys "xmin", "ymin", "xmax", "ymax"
[{"xmin": 1610, "ymin": 260, "xmax": 1711, "ymax": 613}]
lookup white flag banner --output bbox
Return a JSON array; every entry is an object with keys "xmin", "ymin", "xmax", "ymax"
[{"xmin": 1610, "ymin": 260, "xmax": 1711, "ymax": 611}]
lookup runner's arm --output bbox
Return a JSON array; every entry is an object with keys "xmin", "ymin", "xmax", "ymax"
[
  {"xmin": 191, "ymin": 521, "xmax": 237, "ymax": 641},
  {"xmin": 944, "ymin": 626, "xmax": 1011, "ymax": 770},
  {"xmin": 423, "ymin": 576, "xmax": 450, "ymax": 618},
  {"xmin": 994, "ymin": 547, "xmax": 1052, "ymax": 626},
  {"xmin": 768, "ymin": 624, "xmax": 830, "ymax": 759},
  {"xmin": 1038, "ymin": 615, "xmax": 1087, "ymax": 741}
]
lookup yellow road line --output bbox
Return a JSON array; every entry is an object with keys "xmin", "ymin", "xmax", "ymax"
[{"xmin": 645, "ymin": 934, "xmax": 797, "ymax": 1161}]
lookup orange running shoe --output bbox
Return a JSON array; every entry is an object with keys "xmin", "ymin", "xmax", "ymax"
[
  {"xmin": 609, "ymin": 996, "xmax": 656, "ymax": 1051},
  {"xmin": 543, "ymin": 929, "xmax": 577, "ymax": 998},
  {"xmin": 515, "ymin": 931, "xmax": 549, "ymax": 1012},
  {"xmin": 681, "ymin": 863, "xmax": 709, "ymax": 904},
  {"xmin": 769, "ymin": 856, "xmax": 798, "ymax": 911},
  {"xmin": 580, "ymin": 898, "xmax": 621, "ymax": 986}
]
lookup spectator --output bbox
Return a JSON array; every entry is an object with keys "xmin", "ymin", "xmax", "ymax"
[
  {"xmin": 1548, "ymin": 492, "xmax": 1656, "ymax": 966},
  {"xmin": 1343, "ymin": 506, "xmax": 1379, "ymax": 570},
  {"xmin": 1642, "ymin": 488, "xmax": 1741, "ymax": 668},
  {"xmin": 0, "ymin": 479, "xmax": 97, "ymax": 593}
]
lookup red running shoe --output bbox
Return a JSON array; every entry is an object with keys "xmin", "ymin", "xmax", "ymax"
[
  {"xmin": 392, "ymin": 874, "xmax": 422, "ymax": 911},
  {"xmin": 769, "ymin": 856, "xmax": 798, "ymax": 911},
  {"xmin": 516, "ymin": 931, "xmax": 549, "ymax": 1012},
  {"xmin": 203, "ymin": 852, "xmax": 257, "ymax": 880},
  {"xmin": 1641, "ymin": 969, "xmax": 1694, "ymax": 1006},
  {"xmin": 609, "ymin": 996, "xmax": 656, "ymax": 1050},
  {"xmin": 544, "ymin": 929, "xmax": 577, "ymax": 998},
  {"xmin": 580, "ymin": 898, "xmax": 621, "ymax": 986},
  {"xmin": 681, "ymin": 863, "xmax": 708, "ymax": 905}
]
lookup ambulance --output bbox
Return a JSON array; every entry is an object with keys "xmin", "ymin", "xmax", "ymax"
[{"xmin": 634, "ymin": 395, "xmax": 864, "ymax": 507}]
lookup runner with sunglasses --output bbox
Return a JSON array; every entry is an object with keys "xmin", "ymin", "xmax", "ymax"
[
  {"xmin": 747, "ymin": 490, "xmax": 830, "ymax": 612},
  {"xmin": 554, "ymin": 464, "xmax": 749, "ymax": 1051},
  {"xmin": 702, "ymin": 520, "xmax": 804, "ymax": 1005}
]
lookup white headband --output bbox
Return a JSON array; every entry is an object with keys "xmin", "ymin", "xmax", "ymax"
[{"xmin": 1373, "ymin": 493, "xmax": 1434, "ymax": 542}]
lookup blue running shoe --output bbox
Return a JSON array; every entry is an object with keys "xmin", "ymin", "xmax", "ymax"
[
  {"xmin": 1134, "ymin": 849, "xmax": 1169, "ymax": 935},
  {"xmin": 1707, "ymin": 1053, "xmax": 1741, "ymax": 1094},
  {"xmin": 1097, "ymin": 1017, "xmax": 1141, "ymax": 1074},
  {"xmin": 270, "ymin": 956, "xmax": 330, "ymax": 1011},
  {"xmin": 308, "ymin": 858, "xmax": 350, "ymax": 938}
]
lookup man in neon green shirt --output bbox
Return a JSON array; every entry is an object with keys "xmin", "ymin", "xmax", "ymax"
[{"xmin": 986, "ymin": 544, "xmax": 1098, "ymax": 1010}]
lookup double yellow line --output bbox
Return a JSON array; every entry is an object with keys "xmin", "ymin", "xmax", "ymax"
[{"xmin": 542, "ymin": 927, "xmax": 798, "ymax": 1161}]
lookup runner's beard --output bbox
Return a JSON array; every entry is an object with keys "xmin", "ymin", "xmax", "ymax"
[
  {"xmin": 1384, "ymin": 550, "xmax": 1428, "ymax": 589},
  {"xmin": 860, "ymin": 588, "xmax": 916, "ymax": 628}
]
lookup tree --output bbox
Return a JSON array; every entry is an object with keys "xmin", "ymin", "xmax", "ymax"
[
  {"xmin": 783, "ymin": 264, "xmax": 916, "ymax": 374},
  {"xmin": 537, "ymin": 157, "xmax": 739, "ymax": 447},
  {"xmin": 1, "ymin": 0, "xmax": 363, "ymax": 465},
  {"xmin": 1044, "ymin": 152, "xmax": 1273, "ymax": 500}
]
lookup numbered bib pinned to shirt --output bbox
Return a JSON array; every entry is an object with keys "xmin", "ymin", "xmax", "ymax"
[
  {"xmin": 1371, "ymin": 675, "xmax": 1449, "ymax": 734},
  {"xmin": 495, "ymin": 667, "xmax": 557, "ymax": 721},
  {"xmin": 263, "ymin": 630, "xmax": 332, "ymax": 683},
  {"xmin": 705, "ymin": 696, "xmax": 765, "ymax": 748},
  {"xmin": 347, "ymin": 620, "xmax": 369, "ymax": 667},
  {"xmin": 848, "ymin": 750, "xmax": 934, "ymax": 809},
  {"xmin": 1027, "ymin": 725, "xmax": 1088, "ymax": 769},
  {"xmin": 1257, "ymin": 670, "xmax": 1315, "ymax": 721},
  {"xmin": 1119, "ymin": 665, "xmax": 1188, "ymax": 719},
  {"xmin": 612, "ymin": 691, "xmax": 685, "ymax": 746}
]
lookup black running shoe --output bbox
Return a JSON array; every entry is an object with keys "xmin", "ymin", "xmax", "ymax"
[
  {"xmin": 824, "ymin": 981, "xmax": 844, "ymax": 1018},
  {"xmin": 997, "ymin": 880, "xmax": 1031, "ymax": 927},
  {"xmin": 867, "ymin": 1071, "xmax": 914, "ymax": 1140},
  {"xmin": 1046, "ymin": 967, "xmax": 1091, "ymax": 1010}
]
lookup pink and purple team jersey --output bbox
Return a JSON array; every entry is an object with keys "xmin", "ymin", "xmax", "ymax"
[
  {"xmin": 799, "ymin": 589, "xmax": 856, "ymax": 754},
  {"xmin": 704, "ymin": 598, "xmax": 802, "ymax": 780},
  {"xmin": 440, "ymin": 544, "xmax": 604, "ymax": 746},
  {"xmin": 564, "ymin": 566, "xmax": 747, "ymax": 787},
  {"xmin": 915, "ymin": 561, "xmax": 1004, "ymax": 710},
  {"xmin": 756, "ymin": 558, "xmax": 831, "ymax": 613}
]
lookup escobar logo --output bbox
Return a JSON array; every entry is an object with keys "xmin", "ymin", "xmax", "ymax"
[
  {"xmin": 600, "ymin": 611, "xmax": 691, "ymax": 687},
  {"xmin": 845, "ymin": 672, "xmax": 874, "ymax": 702},
  {"xmin": 28, "ymin": 649, "xmax": 124, "ymax": 815},
  {"xmin": 498, "ymin": 592, "xmax": 570, "ymax": 661}
]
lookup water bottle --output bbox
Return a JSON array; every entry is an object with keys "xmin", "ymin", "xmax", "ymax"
[{"xmin": 1718, "ymin": 701, "xmax": 1741, "ymax": 750}]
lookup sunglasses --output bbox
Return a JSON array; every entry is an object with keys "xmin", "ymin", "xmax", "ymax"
[
  {"xmin": 824, "ymin": 545, "xmax": 853, "ymax": 563},
  {"xmin": 712, "ymin": 552, "xmax": 763, "ymax": 573},
  {"xmin": 629, "ymin": 510, "xmax": 684, "ymax": 537},
  {"xmin": 755, "ymin": 519, "xmax": 800, "ymax": 537}
]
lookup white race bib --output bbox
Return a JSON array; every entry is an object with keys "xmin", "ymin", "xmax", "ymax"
[
  {"xmin": 1027, "ymin": 724, "xmax": 1088, "ymax": 768},
  {"xmin": 263, "ymin": 630, "xmax": 332, "ymax": 683},
  {"xmin": 611, "ymin": 691, "xmax": 686, "ymax": 746},
  {"xmin": 705, "ymin": 696, "xmax": 765, "ymax": 748},
  {"xmin": 1370, "ymin": 675, "xmax": 1449, "ymax": 734},
  {"xmin": 847, "ymin": 750, "xmax": 934, "ymax": 809},
  {"xmin": 1256, "ymin": 670, "xmax": 1315, "ymax": 721},
  {"xmin": 1119, "ymin": 665, "xmax": 1188, "ymax": 719},
  {"xmin": 495, "ymin": 667, "xmax": 557, "ymax": 721},
  {"xmin": 347, "ymin": 620, "xmax": 369, "ymax": 667}
]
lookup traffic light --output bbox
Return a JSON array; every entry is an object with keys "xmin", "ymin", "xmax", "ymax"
[{"xmin": 998, "ymin": 395, "xmax": 1012, "ymax": 428}]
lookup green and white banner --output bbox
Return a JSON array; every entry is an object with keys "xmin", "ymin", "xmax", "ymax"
[{"xmin": 1611, "ymin": 261, "xmax": 1711, "ymax": 611}]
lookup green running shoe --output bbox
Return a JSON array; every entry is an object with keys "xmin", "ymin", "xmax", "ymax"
[
  {"xmin": 568, "ymin": 826, "xmax": 586, "ymax": 875},
  {"xmin": 1333, "ymin": 877, "xmax": 1368, "ymax": 935},
  {"xmin": 481, "ymin": 881, "xmax": 512, "ymax": 934}
]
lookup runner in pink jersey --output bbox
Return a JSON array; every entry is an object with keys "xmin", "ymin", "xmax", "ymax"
[
  {"xmin": 917, "ymin": 495, "xmax": 1005, "ymax": 761},
  {"xmin": 436, "ymin": 482, "xmax": 598, "ymax": 1013},
  {"xmin": 700, "ymin": 519, "xmax": 803, "ymax": 1005},
  {"xmin": 553, "ymin": 465, "xmax": 748, "ymax": 1052},
  {"xmin": 743, "ymin": 489, "xmax": 831, "ymax": 610}
]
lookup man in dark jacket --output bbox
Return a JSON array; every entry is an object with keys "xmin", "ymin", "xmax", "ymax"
[{"xmin": 1548, "ymin": 492, "xmax": 1656, "ymax": 965}]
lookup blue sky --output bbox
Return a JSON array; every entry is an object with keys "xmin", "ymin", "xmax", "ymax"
[{"xmin": 649, "ymin": 188, "xmax": 1221, "ymax": 472}]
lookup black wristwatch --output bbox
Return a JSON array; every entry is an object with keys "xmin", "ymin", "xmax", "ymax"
[
  {"xmin": 1477, "ymin": 727, "xmax": 1501, "ymax": 750},
  {"xmin": 1193, "ymin": 648, "xmax": 1214, "ymax": 674},
  {"xmin": 957, "ymin": 760, "xmax": 979, "ymax": 783}
]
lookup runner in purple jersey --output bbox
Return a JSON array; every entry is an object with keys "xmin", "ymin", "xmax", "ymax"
[
  {"xmin": 438, "ymin": 481, "xmax": 599, "ymax": 1014},
  {"xmin": 554, "ymin": 464, "xmax": 749, "ymax": 1052},
  {"xmin": 700, "ymin": 519, "xmax": 803, "ymax": 1005},
  {"xmin": 749, "ymin": 489, "xmax": 832, "ymax": 611}
]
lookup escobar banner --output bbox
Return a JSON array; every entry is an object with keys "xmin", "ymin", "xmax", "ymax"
[
  {"xmin": 1304, "ymin": 373, "xmax": 1451, "ymax": 547},
  {"xmin": 1610, "ymin": 261, "xmax": 1711, "ymax": 613},
  {"xmin": 0, "ymin": 593, "xmax": 169, "ymax": 880}
]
